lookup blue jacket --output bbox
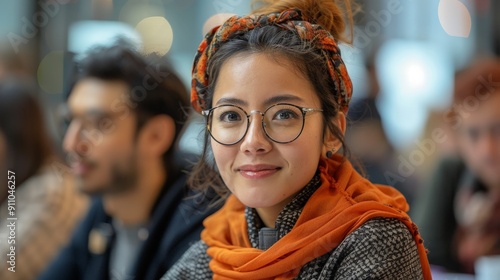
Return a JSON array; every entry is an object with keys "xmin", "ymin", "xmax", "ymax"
[{"xmin": 39, "ymin": 169, "xmax": 219, "ymax": 280}]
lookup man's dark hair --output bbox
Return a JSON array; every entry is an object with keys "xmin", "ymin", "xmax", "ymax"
[{"xmin": 69, "ymin": 44, "xmax": 190, "ymax": 175}]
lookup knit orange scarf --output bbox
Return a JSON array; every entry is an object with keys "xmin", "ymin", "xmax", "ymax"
[{"xmin": 201, "ymin": 155, "xmax": 432, "ymax": 279}]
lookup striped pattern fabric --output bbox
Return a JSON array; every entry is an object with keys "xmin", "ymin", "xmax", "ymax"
[{"xmin": 0, "ymin": 164, "xmax": 88, "ymax": 279}]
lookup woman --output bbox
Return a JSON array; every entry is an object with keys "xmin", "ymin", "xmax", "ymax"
[
  {"xmin": 0, "ymin": 78, "xmax": 88, "ymax": 279},
  {"xmin": 163, "ymin": 0, "xmax": 431, "ymax": 279}
]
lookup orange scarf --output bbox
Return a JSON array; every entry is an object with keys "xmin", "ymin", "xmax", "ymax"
[{"xmin": 201, "ymin": 155, "xmax": 432, "ymax": 279}]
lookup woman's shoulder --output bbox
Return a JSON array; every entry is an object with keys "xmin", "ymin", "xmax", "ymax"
[
  {"xmin": 340, "ymin": 218, "xmax": 419, "ymax": 251},
  {"xmin": 161, "ymin": 240, "xmax": 212, "ymax": 280},
  {"xmin": 323, "ymin": 218, "xmax": 424, "ymax": 279}
]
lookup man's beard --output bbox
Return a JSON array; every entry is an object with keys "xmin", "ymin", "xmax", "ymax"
[{"xmin": 77, "ymin": 151, "xmax": 140, "ymax": 195}]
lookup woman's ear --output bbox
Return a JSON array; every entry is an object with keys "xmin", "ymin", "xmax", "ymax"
[{"xmin": 322, "ymin": 112, "xmax": 346, "ymax": 156}]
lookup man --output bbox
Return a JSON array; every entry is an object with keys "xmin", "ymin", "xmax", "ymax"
[
  {"xmin": 40, "ymin": 45, "xmax": 219, "ymax": 280},
  {"xmin": 413, "ymin": 58, "xmax": 500, "ymax": 274}
]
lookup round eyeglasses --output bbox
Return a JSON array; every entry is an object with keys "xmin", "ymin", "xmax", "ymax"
[{"xmin": 201, "ymin": 103, "xmax": 323, "ymax": 145}]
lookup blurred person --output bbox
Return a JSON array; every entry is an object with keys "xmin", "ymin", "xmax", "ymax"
[
  {"xmin": 163, "ymin": 0, "xmax": 431, "ymax": 279},
  {"xmin": 0, "ymin": 43, "xmax": 30, "ymax": 79},
  {"xmin": 0, "ymin": 78, "xmax": 88, "ymax": 279},
  {"xmin": 39, "ymin": 45, "xmax": 220, "ymax": 280},
  {"xmin": 412, "ymin": 109, "xmax": 459, "ymax": 185},
  {"xmin": 413, "ymin": 57, "xmax": 500, "ymax": 274},
  {"xmin": 346, "ymin": 59, "xmax": 419, "ymax": 206}
]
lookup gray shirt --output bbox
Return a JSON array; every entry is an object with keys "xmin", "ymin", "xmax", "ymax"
[{"xmin": 109, "ymin": 220, "xmax": 149, "ymax": 280}]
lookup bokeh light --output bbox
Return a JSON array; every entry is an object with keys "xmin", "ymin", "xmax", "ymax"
[
  {"xmin": 404, "ymin": 62, "xmax": 427, "ymax": 92},
  {"xmin": 202, "ymin": 13, "xmax": 236, "ymax": 36},
  {"xmin": 438, "ymin": 0, "xmax": 472, "ymax": 38},
  {"xmin": 135, "ymin": 16, "xmax": 173, "ymax": 55},
  {"xmin": 37, "ymin": 51, "xmax": 64, "ymax": 94},
  {"xmin": 376, "ymin": 39, "xmax": 453, "ymax": 149}
]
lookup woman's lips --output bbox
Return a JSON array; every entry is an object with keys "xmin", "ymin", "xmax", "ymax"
[{"xmin": 237, "ymin": 164, "xmax": 281, "ymax": 179}]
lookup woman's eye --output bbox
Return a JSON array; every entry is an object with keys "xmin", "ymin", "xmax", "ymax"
[
  {"xmin": 219, "ymin": 111, "xmax": 242, "ymax": 122},
  {"xmin": 274, "ymin": 110, "xmax": 299, "ymax": 120}
]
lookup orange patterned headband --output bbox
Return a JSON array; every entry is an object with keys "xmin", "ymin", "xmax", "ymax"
[{"xmin": 191, "ymin": 8, "xmax": 352, "ymax": 114}]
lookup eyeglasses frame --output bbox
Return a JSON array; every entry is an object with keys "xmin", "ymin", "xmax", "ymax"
[{"xmin": 201, "ymin": 102, "xmax": 323, "ymax": 146}]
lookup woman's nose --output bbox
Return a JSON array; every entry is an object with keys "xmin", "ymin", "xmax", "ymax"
[{"xmin": 239, "ymin": 112, "xmax": 272, "ymax": 154}]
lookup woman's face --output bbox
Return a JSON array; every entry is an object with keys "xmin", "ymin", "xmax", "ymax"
[{"xmin": 211, "ymin": 53, "xmax": 326, "ymax": 216}]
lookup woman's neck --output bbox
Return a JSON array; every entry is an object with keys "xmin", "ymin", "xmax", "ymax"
[{"xmin": 255, "ymin": 195, "xmax": 296, "ymax": 228}]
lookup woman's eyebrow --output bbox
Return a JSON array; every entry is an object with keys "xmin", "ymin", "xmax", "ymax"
[
  {"xmin": 215, "ymin": 97, "xmax": 247, "ymax": 106},
  {"xmin": 262, "ymin": 94, "xmax": 304, "ymax": 107},
  {"xmin": 215, "ymin": 94, "xmax": 304, "ymax": 107}
]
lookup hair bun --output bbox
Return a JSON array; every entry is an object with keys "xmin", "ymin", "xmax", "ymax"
[{"xmin": 252, "ymin": 0, "xmax": 355, "ymax": 44}]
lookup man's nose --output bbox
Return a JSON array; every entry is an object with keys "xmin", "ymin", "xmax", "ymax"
[{"xmin": 63, "ymin": 122, "xmax": 90, "ymax": 156}]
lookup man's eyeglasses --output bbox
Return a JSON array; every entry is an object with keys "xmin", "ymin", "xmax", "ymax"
[{"xmin": 202, "ymin": 103, "xmax": 323, "ymax": 145}]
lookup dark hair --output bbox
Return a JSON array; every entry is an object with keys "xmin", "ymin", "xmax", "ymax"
[
  {"xmin": 453, "ymin": 57, "xmax": 500, "ymax": 102},
  {"xmin": 189, "ymin": 25, "xmax": 350, "ymax": 199},
  {"xmin": 0, "ymin": 78, "xmax": 53, "ymax": 187},
  {"xmin": 444, "ymin": 57, "xmax": 500, "ymax": 128},
  {"xmin": 70, "ymin": 44, "xmax": 189, "ymax": 174}
]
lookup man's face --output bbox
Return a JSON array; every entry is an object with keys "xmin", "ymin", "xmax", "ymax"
[
  {"xmin": 458, "ymin": 92, "xmax": 500, "ymax": 189},
  {"xmin": 63, "ymin": 78, "xmax": 140, "ymax": 194}
]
